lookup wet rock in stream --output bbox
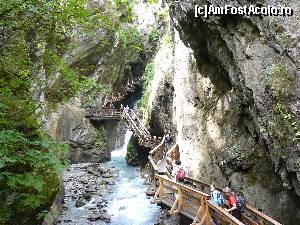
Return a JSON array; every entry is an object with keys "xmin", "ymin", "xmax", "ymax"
[{"xmin": 56, "ymin": 163, "xmax": 117, "ymax": 224}]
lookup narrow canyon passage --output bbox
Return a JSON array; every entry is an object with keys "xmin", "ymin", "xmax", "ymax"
[{"xmin": 57, "ymin": 130, "xmax": 162, "ymax": 225}]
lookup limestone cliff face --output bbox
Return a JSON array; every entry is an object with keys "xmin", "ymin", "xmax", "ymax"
[
  {"xmin": 42, "ymin": 1, "xmax": 129, "ymax": 163},
  {"xmin": 43, "ymin": 0, "xmax": 160, "ymax": 163},
  {"xmin": 146, "ymin": 1, "xmax": 300, "ymax": 224},
  {"xmin": 43, "ymin": 31, "xmax": 124, "ymax": 163}
]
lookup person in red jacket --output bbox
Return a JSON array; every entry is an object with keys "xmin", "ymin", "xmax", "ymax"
[{"xmin": 223, "ymin": 187, "xmax": 241, "ymax": 220}]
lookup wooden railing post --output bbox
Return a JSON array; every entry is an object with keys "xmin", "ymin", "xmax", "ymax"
[
  {"xmin": 259, "ymin": 219, "xmax": 265, "ymax": 225},
  {"xmin": 152, "ymin": 177, "xmax": 164, "ymax": 203},
  {"xmin": 169, "ymin": 186, "xmax": 183, "ymax": 215},
  {"xmin": 192, "ymin": 196, "xmax": 207, "ymax": 225},
  {"xmin": 159, "ymin": 178, "xmax": 164, "ymax": 200}
]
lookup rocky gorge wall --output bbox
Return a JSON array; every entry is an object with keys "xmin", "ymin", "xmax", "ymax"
[
  {"xmin": 145, "ymin": 1, "xmax": 300, "ymax": 224},
  {"xmin": 43, "ymin": 33, "xmax": 124, "ymax": 163},
  {"xmin": 42, "ymin": 0, "xmax": 165, "ymax": 164}
]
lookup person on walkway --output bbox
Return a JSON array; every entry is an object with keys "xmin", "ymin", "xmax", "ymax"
[
  {"xmin": 211, "ymin": 183, "xmax": 224, "ymax": 207},
  {"xmin": 124, "ymin": 105, "xmax": 129, "ymax": 113},
  {"xmin": 164, "ymin": 129, "xmax": 172, "ymax": 155},
  {"xmin": 210, "ymin": 183, "xmax": 223, "ymax": 225},
  {"xmin": 172, "ymin": 159, "xmax": 186, "ymax": 182},
  {"xmin": 223, "ymin": 187, "xmax": 241, "ymax": 220}
]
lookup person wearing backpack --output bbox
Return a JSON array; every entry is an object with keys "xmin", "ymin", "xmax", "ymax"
[
  {"xmin": 223, "ymin": 187, "xmax": 241, "ymax": 220},
  {"xmin": 234, "ymin": 192, "xmax": 246, "ymax": 217},
  {"xmin": 210, "ymin": 183, "xmax": 224, "ymax": 207},
  {"xmin": 210, "ymin": 183, "xmax": 224, "ymax": 225},
  {"xmin": 164, "ymin": 130, "xmax": 172, "ymax": 154}
]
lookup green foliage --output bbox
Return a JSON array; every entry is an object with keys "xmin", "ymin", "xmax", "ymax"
[
  {"xmin": 263, "ymin": 61, "xmax": 299, "ymax": 142},
  {"xmin": 156, "ymin": 8, "xmax": 169, "ymax": 22},
  {"xmin": 125, "ymin": 139, "xmax": 138, "ymax": 161},
  {"xmin": 267, "ymin": 62, "xmax": 294, "ymax": 99},
  {"xmin": 140, "ymin": 62, "xmax": 155, "ymax": 109},
  {"xmin": 93, "ymin": 128, "xmax": 107, "ymax": 150},
  {"xmin": 148, "ymin": 28, "xmax": 160, "ymax": 44},
  {"xmin": 0, "ymin": 0, "xmax": 142, "ymax": 223},
  {"xmin": 275, "ymin": 103, "xmax": 300, "ymax": 142},
  {"xmin": 0, "ymin": 130, "xmax": 69, "ymax": 225},
  {"xmin": 147, "ymin": 0, "xmax": 159, "ymax": 4},
  {"xmin": 163, "ymin": 32, "xmax": 173, "ymax": 45}
]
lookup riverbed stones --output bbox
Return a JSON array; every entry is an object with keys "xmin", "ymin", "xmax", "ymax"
[
  {"xmin": 87, "ymin": 211, "xmax": 111, "ymax": 222},
  {"xmin": 56, "ymin": 163, "xmax": 117, "ymax": 224},
  {"xmin": 75, "ymin": 197, "xmax": 86, "ymax": 207}
]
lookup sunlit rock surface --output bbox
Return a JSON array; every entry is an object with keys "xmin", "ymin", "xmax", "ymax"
[{"xmin": 145, "ymin": 0, "xmax": 300, "ymax": 224}]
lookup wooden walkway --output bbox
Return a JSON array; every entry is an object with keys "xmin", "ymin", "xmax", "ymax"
[
  {"xmin": 148, "ymin": 143, "xmax": 283, "ymax": 225},
  {"xmin": 85, "ymin": 107, "xmax": 161, "ymax": 148},
  {"xmin": 86, "ymin": 107, "xmax": 122, "ymax": 120},
  {"xmin": 103, "ymin": 78, "xmax": 141, "ymax": 106},
  {"xmin": 85, "ymin": 95, "xmax": 283, "ymax": 225}
]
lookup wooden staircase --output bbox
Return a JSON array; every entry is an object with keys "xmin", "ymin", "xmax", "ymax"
[
  {"xmin": 103, "ymin": 78, "xmax": 141, "ymax": 107},
  {"xmin": 86, "ymin": 107, "xmax": 162, "ymax": 148}
]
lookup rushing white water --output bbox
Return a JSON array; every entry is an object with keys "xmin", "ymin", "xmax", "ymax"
[{"xmin": 106, "ymin": 130, "xmax": 162, "ymax": 225}]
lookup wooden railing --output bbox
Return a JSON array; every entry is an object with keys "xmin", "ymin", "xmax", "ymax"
[
  {"xmin": 86, "ymin": 107, "xmax": 122, "ymax": 120},
  {"xmin": 152, "ymin": 174, "xmax": 282, "ymax": 225},
  {"xmin": 148, "ymin": 136, "xmax": 166, "ymax": 174},
  {"xmin": 166, "ymin": 143, "xmax": 180, "ymax": 161},
  {"xmin": 153, "ymin": 174, "xmax": 244, "ymax": 225},
  {"xmin": 156, "ymin": 143, "xmax": 283, "ymax": 225},
  {"xmin": 122, "ymin": 109, "xmax": 161, "ymax": 148},
  {"xmin": 103, "ymin": 78, "xmax": 141, "ymax": 106},
  {"xmin": 86, "ymin": 106, "xmax": 161, "ymax": 148}
]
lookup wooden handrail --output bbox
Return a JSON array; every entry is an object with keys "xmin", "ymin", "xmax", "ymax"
[
  {"xmin": 154, "ymin": 175, "xmax": 245, "ymax": 225},
  {"xmin": 154, "ymin": 175, "xmax": 242, "ymax": 225},
  {"xmin": 148, "ymin": 156, "xmax": 158, "ymax": 172},
  {"xmin": 166, "ymin": 143, "xmax": 180, "ymax": 161},
  {"xmin": 155, "ymin": 143, "xmax": 283, "ymax": 225},
  {"xmin": 150, "ymin": 136, "xmax": 165, "ymax": 155},
  {"xmin": 206, "ymin": 200, "xmax": 245, "ymax": 225},
  {"xmin": 155, "ymin": 174, "xmax": 210, "ymax": 199},
  {"xmin": 245, "ymin": 205, "xmax": 282, "ymax": 225},
  {"xmin": 129, "ymin": 109, "xmax": 149, "ymax": 136}
]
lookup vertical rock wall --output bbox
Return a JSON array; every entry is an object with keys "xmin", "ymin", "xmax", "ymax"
[{"xmin": 145, "ymin": 1, "xmax": 300, "ymax": 224}]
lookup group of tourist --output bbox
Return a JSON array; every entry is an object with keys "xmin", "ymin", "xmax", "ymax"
[
  {"xmin": 162, "ymin": 130, "xmax": 245, "ymax": 223},
  {"xmin": 167, "ymin": 160, "xmax": 245, "ymax": 223},
  {"xmin": 210, "ymin": 183, "xmax": 246, "ymax": 223}
]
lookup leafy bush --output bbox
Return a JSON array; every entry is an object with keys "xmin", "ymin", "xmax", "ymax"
[
  {"xmin": 140, "ymin": 62, "xmax": 155, "ymax": 109},
  {"xmin": 93, "ymin": 128, "xmax": 107, "ymax": 150},
  {"xmin": 0, "ymin": 130, "xmax": 69, "ymax": 225},
  {"xmin": 0, "ymin": 0, "xmax": 143, "ymax": 223},
  {"xmin": 125, "ymin": 140, "xmax": 138, "ymax": 162},
  {"xmin": 148, "ymin": 28, "xmax": 160, "ymax": 44}
]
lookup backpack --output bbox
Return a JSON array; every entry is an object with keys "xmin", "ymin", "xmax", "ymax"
[
  {"xmin": 236, "ymin": 195, "xmax": 246, "ymax": 213},
  {"xmin": 176, "ymin": 167, "xmax": 186, "ymax": 181},
  {"xmin": 165, "ymin": 134, "xmax": 172, "ymax": 143},
  {"xmin": 211, "ymin": 190, "xmax": 225, "ymax": 207}
]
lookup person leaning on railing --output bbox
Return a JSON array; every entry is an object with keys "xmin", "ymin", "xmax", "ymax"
[{"xmin": 223, "ymin": 187, "xmax": 241, "ymax": 220}]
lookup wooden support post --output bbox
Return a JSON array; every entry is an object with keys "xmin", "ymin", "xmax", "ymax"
[
  {"xmin": 152, "ymin": 178, "xmax": 163, "ymax": 203},
  {"xmin": 192, "ymin": 196, "xmax": 206, "ymax": 225},
  {"xmin": 259, "ymin": 219, "xmax": 265, "ymax": 225},
  {"xmin": 205, "ymin": 203, "xmax": 212, "ymax": 225},
  {"xmin": 159, "ymin": 178, "xmax": 164, "ymax": 200},
  {"xmin": 169, "ymin": 187, "xmax": 183, "ymax": 215},
  {"xmin": 192, "ymin": 203, "xmax": 208, "ymax": 225}
]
